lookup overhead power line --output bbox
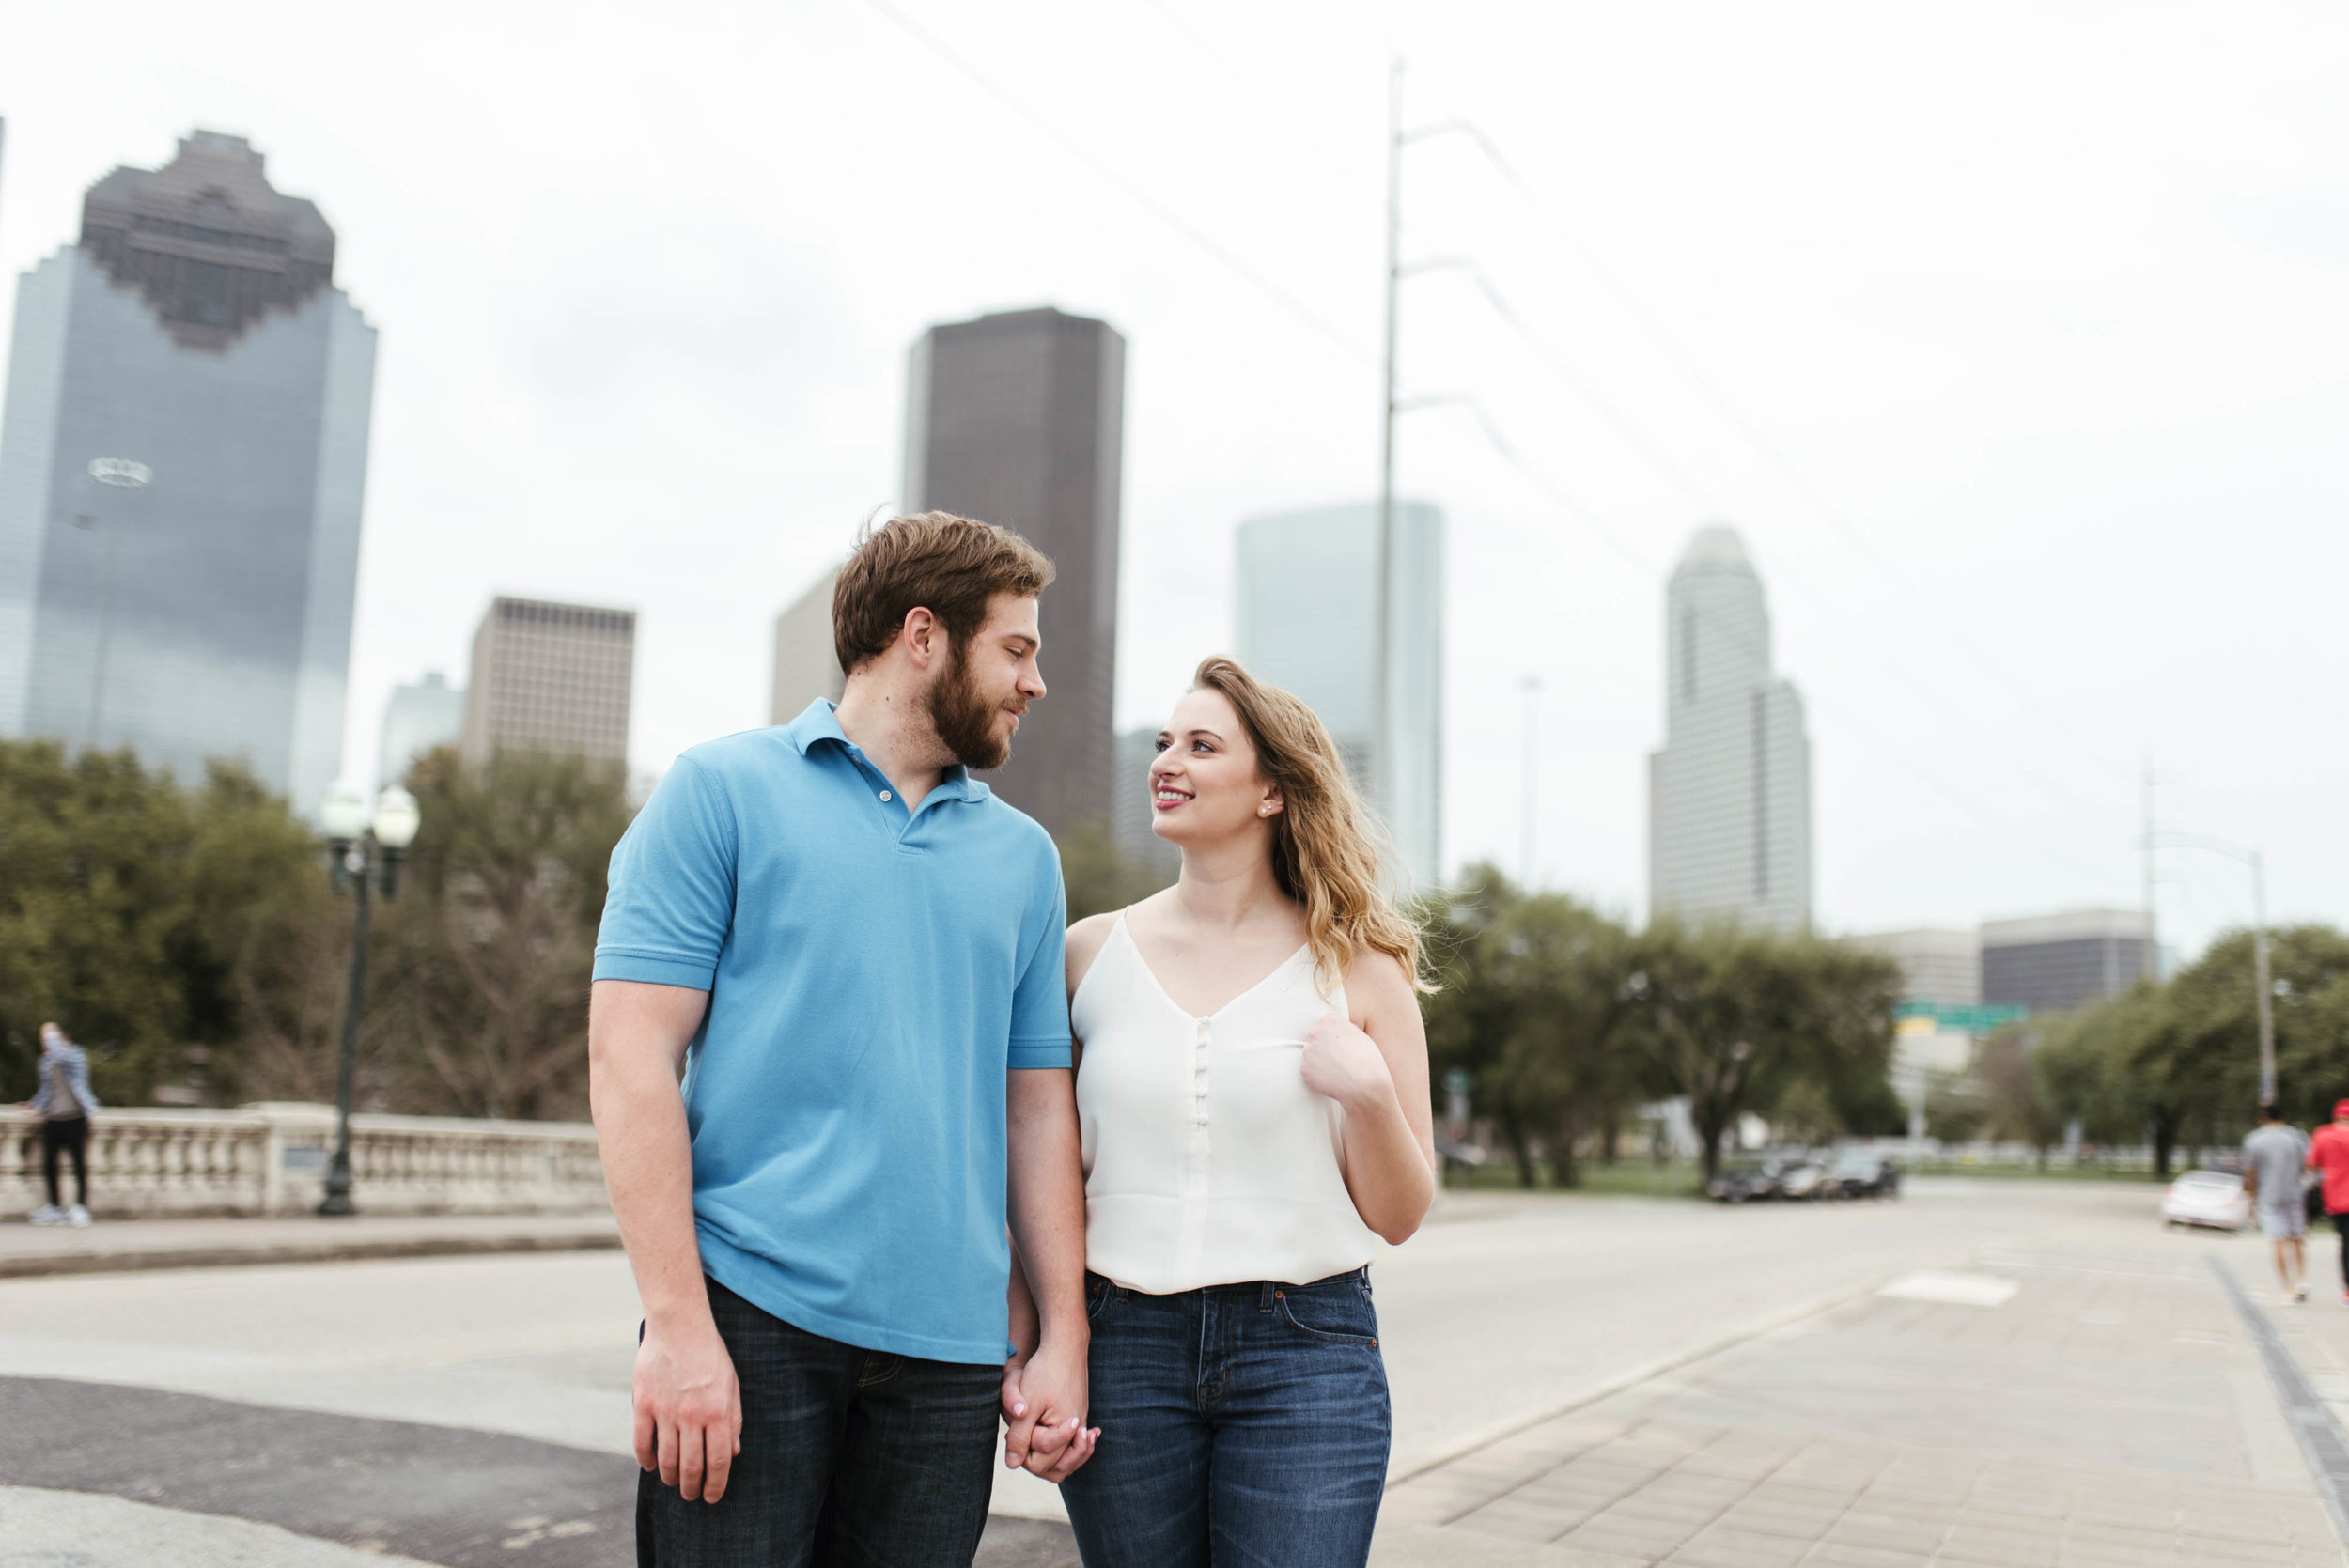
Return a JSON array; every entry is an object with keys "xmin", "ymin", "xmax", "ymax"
[{"xmin": 861, "ymin": 0, "xmax": 1373, "ymax": 365}]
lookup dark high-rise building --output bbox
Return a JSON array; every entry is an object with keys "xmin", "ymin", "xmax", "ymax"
[
  {"xmin": 1980, "ymin": 908, "xmax": 2152, "ymax": 1016},
  {"xmin": 0, "ymin": 132, "xmax": 376, "ymax": 814},
  {"xmin": 903, "ymin": 306, "xmax": 1125, "ymax": 838}
]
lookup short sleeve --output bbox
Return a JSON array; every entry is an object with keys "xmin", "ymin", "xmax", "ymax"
[
  {"xmin": 1006, "ymin": 845, "xmax": 1072, "ymax": 1070},
  {"xmin": 593, "ymin": 754, "xmax": 739, "ymax": 990}
]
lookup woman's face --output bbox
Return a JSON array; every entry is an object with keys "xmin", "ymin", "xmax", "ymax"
[{"xmin": 1147, "ymin": 689, "xmax": 1283, "ymax": 848}]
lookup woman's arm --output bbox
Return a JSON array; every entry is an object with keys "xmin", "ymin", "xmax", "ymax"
[{"xmin": 1300, "ymin": 952, "xmax": 1438, "ymax": 1245}]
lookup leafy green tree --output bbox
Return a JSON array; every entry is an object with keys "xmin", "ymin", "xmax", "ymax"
[
  {"xmin": 366, "ymin": 748, "xmax": 632, "ymax": 1120},
  {"xmin": 1622, "ymin": 918, "xmax": 1900, "ymax": 1180},
  {"xmin": 1975, "ymin": 1023, "xmax": 2064, "ymax": 1167},
  {"xmin": 1423, "ymin": 866, "xmax": 1635, "ymax": 1188}
]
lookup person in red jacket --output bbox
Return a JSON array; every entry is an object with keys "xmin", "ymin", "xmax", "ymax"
[{"xmin": 2308, "ymin": 1101, "xmax": 2349, "ymax": 1303}]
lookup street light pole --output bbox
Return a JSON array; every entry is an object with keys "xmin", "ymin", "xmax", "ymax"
[
  {"xmin": 1375, "ymin": 56, "xmax": 1403, "ymax": 831},
  {"xmin": 316, "ymin": 783, "xmax": 421, "ymax": 1218},
  {"xmin": 81, "ymin": 458, "xmax": 151, "ymax": 748},
  {"xmin": 2146, "ymin": 829, "xmax": 2276, "ymax": 1106},
  {"xmin": 2253, "ymin": 848, "xmax": 2275, "ymax": 1108},
  {"xmin": 319, "ymin": 847, "xmax": 372, "ymax": 1218}
]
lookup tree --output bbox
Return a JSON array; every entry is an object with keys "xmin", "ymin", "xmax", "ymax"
[
  {"xmin": 1975, "ymin": 1023, "xmax": 2063, "ymax": 1167},
  {"xmin": 366, "ymin": 748, "xmax": 632, "ymax": 1120},
  {"xmin": 1055, "ymin": 820, "xmax": 1175, "ymax": 923},
  {"xmin": 1423, "ymin": 867, "xmax": 1636, "ymax": 1188},
  {"xmin": 1622, "ymin": 918, "xmax": 1900, "ymax": 1181}
]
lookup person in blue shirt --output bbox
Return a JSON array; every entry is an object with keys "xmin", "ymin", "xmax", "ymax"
[
  {"xmin": 591, "ymin": 511, "xmax": 1095, "ymax": 1565},
  {"xmin": 23, "ymin": 1022, "xmax": 100, "ymax": 1226}
]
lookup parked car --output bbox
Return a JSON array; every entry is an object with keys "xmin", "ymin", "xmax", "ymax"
[
  {"xmin": 2162, "ymin": 1169, "xmax": 2249, "ymax": 1232},
  {"xmin": 1708, "ymin": 1160, "xmax": 1786, "ymax": 1203},
  {"xmin": 1777, "ymin": 1160, "xmax": 1830, "ymax": 1201},
  {"xmin": 1827, "ymin": 1152, "xmax": 1901, "ymax": 1200}
]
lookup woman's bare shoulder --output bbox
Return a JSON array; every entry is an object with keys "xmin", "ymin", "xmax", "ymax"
[
  {"xmin": 1346, "ymin": 943, "xmax": 1421, "ymax": 1019},
  {"xmin": 1066, "ymin": 910, "xmax": 1124, "ymax": 994}
]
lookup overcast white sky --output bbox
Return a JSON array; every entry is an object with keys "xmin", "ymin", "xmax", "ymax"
[{"xmin": 3, "ymin": 0, "xmax": 2345, "ymax": 960}]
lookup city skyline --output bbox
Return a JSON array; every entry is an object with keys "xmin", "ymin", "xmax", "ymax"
[
  {"xmin": 0, "ymin": 129, "xmax": 374, "ymax": 816},
  {"xmin": 0, "ymin": 5, "xmax": 2341, "ymax": 962}
]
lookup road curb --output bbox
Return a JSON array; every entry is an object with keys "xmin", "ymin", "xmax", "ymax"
[{"xmin": 0, "ymin": 1230, "xmax": 622, "ymax": 1280}]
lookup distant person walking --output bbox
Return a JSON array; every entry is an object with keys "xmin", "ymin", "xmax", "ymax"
[
  {"xmin": 2243, "ymin": 1103, "xmax": 2310, "ymax": 1303},
  {"xmin": 2307, "ymin": 1101, "xmax": 2349, "ymax": 1304},
  {"xmin": 21, "ymin": 1022, "xmax": 99, "ymax": 1227}
]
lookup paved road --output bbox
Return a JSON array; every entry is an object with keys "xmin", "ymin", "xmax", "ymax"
[{"xmin": 0, "ymin": 1177, "xmax": 2264, "ymax": 1566}]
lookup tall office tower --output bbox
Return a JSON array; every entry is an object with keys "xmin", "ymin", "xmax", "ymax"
[
  {"xmin": 1647, "ymin": 526, "xmax": 1812, "ymax": 930},
  {"xmin": 903, "ymin": 306, "xmax": 1124, "ymax": 838},
  {"xmin": 378, "ymin": 671, "xmax": 466, "ymax": 786},
  {"xmin": 770, "ymin": 566, "xmax": 844, "ymax": 725},
  {"xmin": 1844, "ymin": 927, "xmax": 1982, "ymax": 1008},
  {"xmin": 1233, "ymin": 500, "xmax": 1445, "ymax": 890},
  {"xmin": 1980, "ymin": 908, "xmax": 2153, "ymax": 1016},
  {"xmin": 0, "ymin": 132, "xmax": 376, "ymax": 812},
  {"xmin": 459, "ymin": 596, "xmax": 635, "ymax": 766},
  {"xmin": 1112, "ymin": 724, "xmax": 1181, "ymax": 879}
]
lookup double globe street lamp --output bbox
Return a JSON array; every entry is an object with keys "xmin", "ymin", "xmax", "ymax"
[{"xmin": 315, "ymin": 781, "xmax": 422, "ymax": 1218}]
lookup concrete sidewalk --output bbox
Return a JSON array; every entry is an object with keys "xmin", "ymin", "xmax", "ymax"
[
  {"xmin": 1375, "ymin": 1233, "xmax": 2348, "ymax": 1567},
  {"xmin": 0, "ymin": 1212, "xmax": 620, "ymax": 1278}
]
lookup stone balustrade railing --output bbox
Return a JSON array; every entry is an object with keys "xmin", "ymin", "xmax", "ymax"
[{"xmin": 0, "ymin": 1103, "xmax": 609, "ymax": 1219}]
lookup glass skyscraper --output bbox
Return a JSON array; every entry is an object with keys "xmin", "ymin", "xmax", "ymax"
[
  {"xmin": 1233, "ymin": 500, "xmax": 1445, "ymax": 891},
  {"xmin": 1647, "ymin": 525, "xmax": 1812, "ymax": 930},
  {"xmin": 0, "ymin": 131, "xmax": 376, "ymax": 813}
]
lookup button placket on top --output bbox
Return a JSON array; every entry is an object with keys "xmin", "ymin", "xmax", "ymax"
[{"xmin": 1174, "ymin": 1013, "xmax": 1214, "ymax": 1285}]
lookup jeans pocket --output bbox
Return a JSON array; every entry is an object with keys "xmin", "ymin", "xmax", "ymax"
[
  {"xmin": 1085, "ymin": 1277, "xmax": 1112, "ymax": 1323},
  {"xmin": 1272, "ymin": 1286, "xmax": 1379, "ymax": 1348}
]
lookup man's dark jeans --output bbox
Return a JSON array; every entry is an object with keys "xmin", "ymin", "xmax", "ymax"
[
  {"xmin": 1059, "ymin": 1267, "xmax": 1391, "ymax": 1567},
  {"xmin": 637, "ymin": 1277, "xmax": 1002, "ymax": 1567}
]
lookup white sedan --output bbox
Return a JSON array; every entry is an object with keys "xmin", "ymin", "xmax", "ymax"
[{"xmin": 2162, "ymin": 1170, "xmax": 2251, "ymax": 1232}]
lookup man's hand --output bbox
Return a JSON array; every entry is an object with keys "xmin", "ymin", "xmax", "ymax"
[
  {"xmin": 633, "ymin": 1313, "xmax": 743, "ymax": 1504},
  {"xmin": 1002, "ymin": 1336, "xmax": 1096, "ymax": 1482}
]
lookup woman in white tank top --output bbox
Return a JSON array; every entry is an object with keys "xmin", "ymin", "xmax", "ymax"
[{"xmin": 1036, "ymin": 657, "xmax": 1436, "ymax": 1568}]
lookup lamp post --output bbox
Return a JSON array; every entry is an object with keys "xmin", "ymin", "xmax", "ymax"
[
  {"xmin": 2146, "ymin": 830, "xmax": 2274, "ymax": 1105},
  {"xmin": 80, "ymin": 458, "xmax": 152, "ymax": 746},
  {"xmin": 316, "ymin": 782, "xmax": 421, "ymax": 1217}
]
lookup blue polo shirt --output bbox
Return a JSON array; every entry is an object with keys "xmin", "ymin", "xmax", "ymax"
[{"xmin": 593, "ymin": 700, "xmax": 1070, "ymax": 1363}]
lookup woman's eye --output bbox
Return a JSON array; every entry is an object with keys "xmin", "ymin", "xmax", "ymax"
[{"xmin": 1153, "ymin": 739, "xmax": 1169, "ymax": 753}]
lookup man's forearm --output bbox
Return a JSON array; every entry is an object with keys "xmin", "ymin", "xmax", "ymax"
[
  {"xmin": 589, "ymin": 988, "xmax": 712, "ymax": 1328},
  {"xmin": 1006, "ymin": 1071, "xmax": 1088, "ymax": 1339}
]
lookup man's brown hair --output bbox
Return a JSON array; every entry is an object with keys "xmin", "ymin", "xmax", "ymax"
[{"xmin": 831, "ymin": 511, "xmax": 1055, "ymax": 675}]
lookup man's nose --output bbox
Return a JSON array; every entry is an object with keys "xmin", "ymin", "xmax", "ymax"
[{"xmin": 1021, "ymin": 662, "xmax": 1046, "ymax": 700}]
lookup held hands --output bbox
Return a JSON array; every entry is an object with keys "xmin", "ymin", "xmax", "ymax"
[
  {"xmin": 1301, "ymin": 1012, "xmax": 1396, "ymax": 1112},
  {"xmin": 633, "ymin": 1314, "xmax": 743, "ymax": 1505},
  {"xmin": 1001, "ymin": 1337, "xmax": 1098, "ymax": 1483}
]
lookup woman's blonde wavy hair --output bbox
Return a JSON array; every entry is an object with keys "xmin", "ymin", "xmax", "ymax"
[{"xmin": 1188, "ymin": 656, "xmax": 1433, "ymax": 996}]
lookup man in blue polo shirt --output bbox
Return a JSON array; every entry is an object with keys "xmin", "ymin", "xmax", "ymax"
[{"xmin": 589, "ymin": 512, "xmax": 1094, "ymax": 1565}]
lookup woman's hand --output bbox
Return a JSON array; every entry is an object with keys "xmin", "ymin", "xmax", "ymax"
[{"xmin": 1300, "ymin": 1012, "xmax": 1397, "ymax": 1112}]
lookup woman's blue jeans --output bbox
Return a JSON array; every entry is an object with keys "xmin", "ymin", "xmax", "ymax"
[{"xmin": 1060, "ymin": 1267, "xmax": 1391, "ymax": 1567}]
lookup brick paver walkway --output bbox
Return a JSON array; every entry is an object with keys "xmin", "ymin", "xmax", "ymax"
[{"xmin": 1377, "ymin": 1236, "xmax": 2345, "ymax": 1567}]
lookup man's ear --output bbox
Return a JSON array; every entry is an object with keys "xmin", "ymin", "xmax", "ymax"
[{"xmin": 901, "ymin": 607, "xmax": 942, "ymax": 671}]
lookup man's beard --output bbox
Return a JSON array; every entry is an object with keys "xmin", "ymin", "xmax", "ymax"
[{"xmin": 928, "ymin": 644, "xmax": 1015, "ymax": 770}]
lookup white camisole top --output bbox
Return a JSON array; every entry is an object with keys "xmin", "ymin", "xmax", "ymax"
[{"xmin": 1072, "ymin": 913, "xmax": 1380, "ymax": 1294}]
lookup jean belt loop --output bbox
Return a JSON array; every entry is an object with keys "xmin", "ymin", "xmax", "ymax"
[{"xmin": 1259, "ymin": 1280, "xmax": 1277, "ymax": 1312}]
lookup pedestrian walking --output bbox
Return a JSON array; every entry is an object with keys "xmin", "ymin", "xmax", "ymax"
[
  {"xmin": 2243, "ymin": 1102, "xmax": 2310, "ymax": 1303},
  {"xmin": 21, "ymin": 1022, "xmax": 100, "ymax": 1227},
  {"xmin": 1048, "ymin": 657, "xmax": 1436, "ymax": 1567},
  {"xmin": 2308, "ymin": 1101, "xmax": 2349, "ymax": 1304},
  {"xmin": 591, "ymin": 512, "xmax": 1095, "ymax": 1566}
]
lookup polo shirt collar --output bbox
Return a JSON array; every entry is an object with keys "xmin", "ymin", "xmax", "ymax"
[{"xmin": 785, "ymin": 700, "xmax": 993, "ymax": 803}]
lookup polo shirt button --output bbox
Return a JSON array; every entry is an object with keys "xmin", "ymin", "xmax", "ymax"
[{"xmin": 879, "ymin": 790, "xmax": 892, "ymax": 802}]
